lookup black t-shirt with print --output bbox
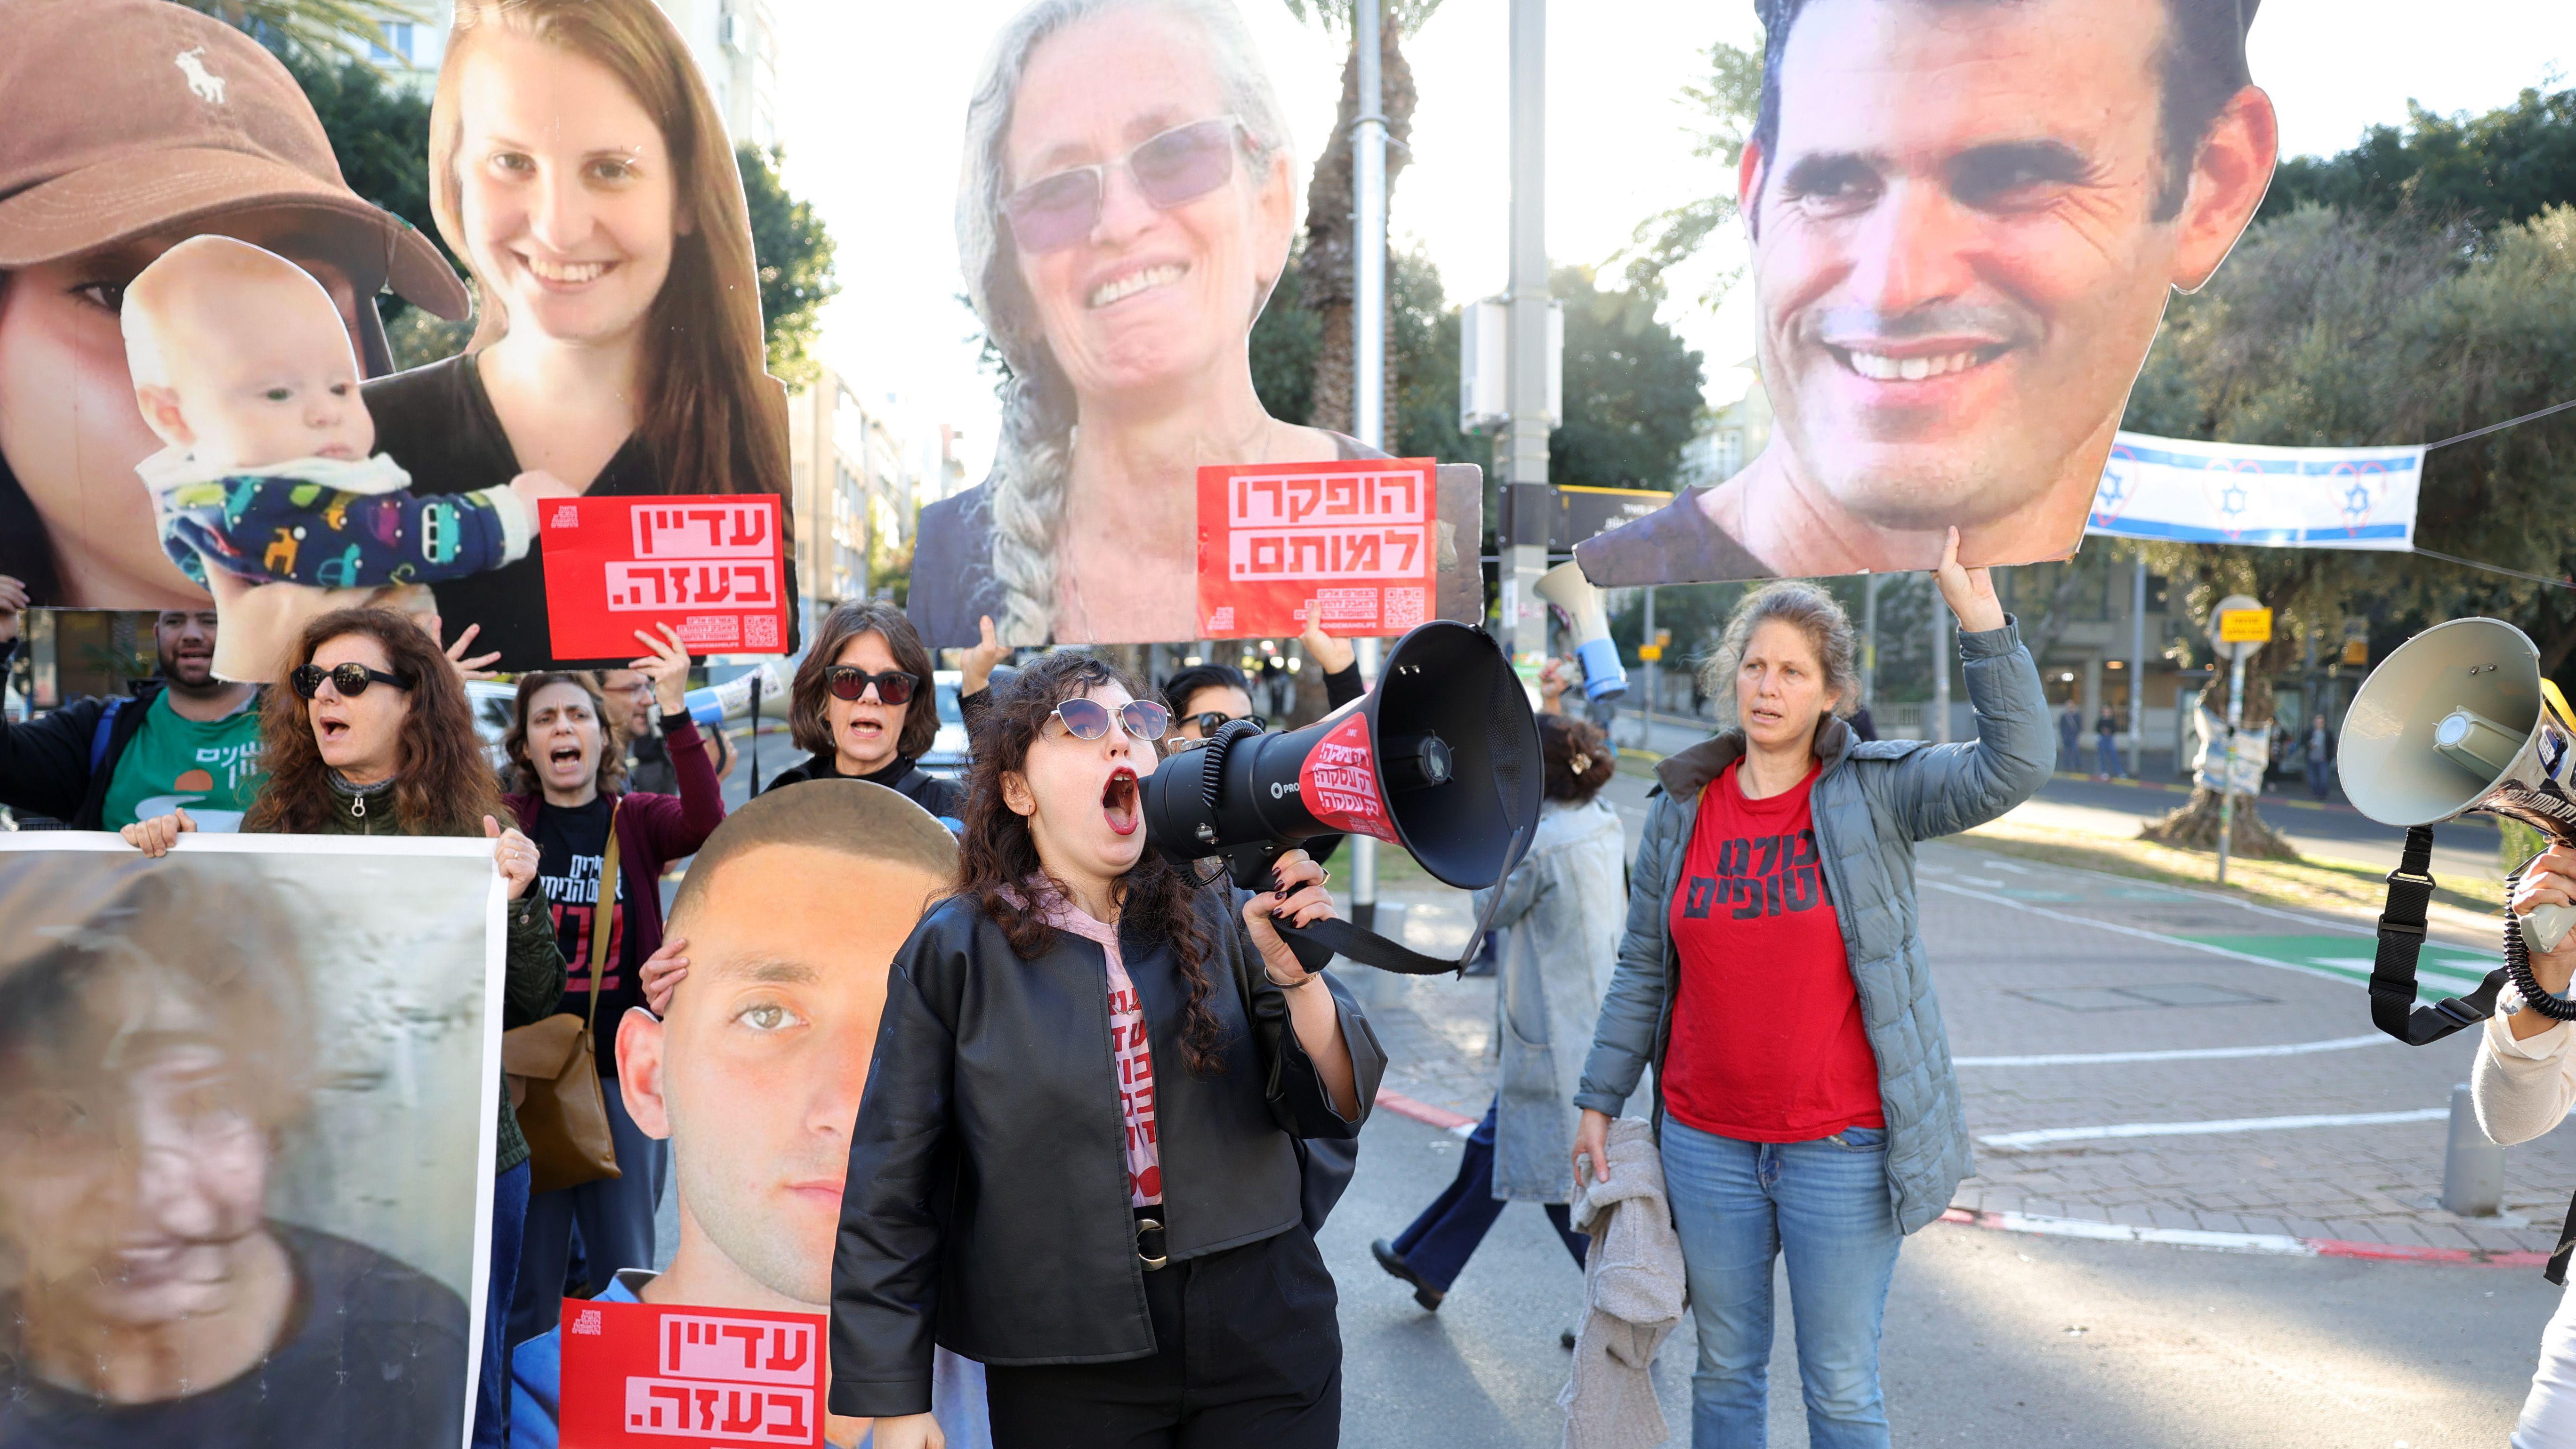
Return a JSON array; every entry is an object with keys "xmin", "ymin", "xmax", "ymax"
[{"xmin": 533, "ymin": 794, "xmax": 642, "ymax": 1075}]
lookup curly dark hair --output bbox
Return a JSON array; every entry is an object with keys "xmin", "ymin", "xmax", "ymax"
[
  {"xmin": 505, "ymin": 671, "xmax": 631, "ymax": 799},
  {"xmin": 955, "ymin": 651, "xmax": 1228, "ymax": 1075},
  {"xmin": 790, "ymin": 599, "xmax": 940, "ymax": 761},
  {"xmin": 1541, "ymin": 714, "xmax": 1615, "ymax": 805},
  {"xmin": 242, "ymin": 608, "xmax": 507, "ymax": 837}
]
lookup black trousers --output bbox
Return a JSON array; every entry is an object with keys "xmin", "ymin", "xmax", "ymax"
[{"xmin": 983, "ymin": 1225, "xmax": 1343, "ymax": 1449}]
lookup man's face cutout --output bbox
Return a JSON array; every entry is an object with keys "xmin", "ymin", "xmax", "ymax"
[
  {"xmin": 618, "ymin": 844, "xmax": 945, "ymax": 1306},
  {"xmin": 1742, "ymin": 0, "xmax": 2274, "ymax": 546}
]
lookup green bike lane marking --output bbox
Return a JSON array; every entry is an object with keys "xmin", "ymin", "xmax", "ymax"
[{"xmin": 2176, "ymin": 933, "xmax": 2498, "ymax": 1002}]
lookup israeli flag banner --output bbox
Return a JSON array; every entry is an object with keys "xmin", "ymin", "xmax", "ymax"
[{"xmin": 2084, "ymin": 432, "xmax": 2424, "ymax": 550}]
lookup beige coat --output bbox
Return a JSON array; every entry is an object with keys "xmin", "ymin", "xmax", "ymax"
[{"xmin": 1557, "ymin": 1117, "xmax": 1685, "ymax": 1449}]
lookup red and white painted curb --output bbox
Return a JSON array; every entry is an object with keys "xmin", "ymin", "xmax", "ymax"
[
  {"xmin": 1939, "ymin": 1206, "xmax": 2551, "ymax": 1269},
  {"xmin": 1376, "ymin": 1088, "xmax": 1480, "ymax": 1138}
]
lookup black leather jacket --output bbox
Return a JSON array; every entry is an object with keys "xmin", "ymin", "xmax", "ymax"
[{"xmin": 828, "ymin": 886, "xmax": 1386, "ymax": 1418}]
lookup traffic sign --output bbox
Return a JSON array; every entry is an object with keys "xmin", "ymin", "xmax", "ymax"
[
  {"xmin": 1639, "ymin": 644, "xmax": 1663, "ymax": 662},
  {"xmin": 2218, "ymin": 608, "xmax": 2272, "ymax": 644}
]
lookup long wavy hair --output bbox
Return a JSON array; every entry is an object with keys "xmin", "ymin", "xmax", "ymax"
[
  {"xmin": 431, "ymin": 0, "xmax": 790, "ymax": 507},
  {"xmin": 505, "ymin": 671, "xmax": 630, "ymax": 798},
  {"xmin": 243, "ymin": 608, "xmax": 507, "ymax": 837},
  {"xmin": 957, "ymin": 0, "xmax": 1299, "ymax": 644},
  {"xmin": 955, "ymin": 652, "xmax": 1227, "ymax": 1074}
]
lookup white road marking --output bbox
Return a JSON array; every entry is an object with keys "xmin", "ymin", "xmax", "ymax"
[
  {"xmin": 1922, "ymin": 879, "xmax": 2492, "ymax": 991},
  {"xmin": 1980, "ymin": 1107, "xmax": 2448, "ymax": 1151},
  {"xmin": 1956, "ymin": 1034, "xmax": 2395, "ymax": 1067},
  {"xmin": 1981, "ymin": 857, "xmax": 2035, "ymax": 875}
]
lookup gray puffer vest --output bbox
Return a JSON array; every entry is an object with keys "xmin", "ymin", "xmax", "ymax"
[{"xmin": 1574, "ymin": 618, "xmax": 2052, "ymax": 1232}]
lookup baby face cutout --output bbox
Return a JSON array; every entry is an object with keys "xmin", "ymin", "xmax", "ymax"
[{"xmin": 123, "ymin": 235, "xmax": 375, "ymax": 471}]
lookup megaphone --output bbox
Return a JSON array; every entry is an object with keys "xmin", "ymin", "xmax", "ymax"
[
  {"xmin": 1140, "ymin": 620, "xmax": 1542, "ymax": 973},
  {"xmin": 1537, "ymin": 560, "xmax": 1627, "ymax": 701},
  {"xmin": 682, "ymin": 660, "xmax": 789, "ymax": 728},
  {"xmin": 2341, "ymin": 617, "xmax": 2576, "ymax": 950}
]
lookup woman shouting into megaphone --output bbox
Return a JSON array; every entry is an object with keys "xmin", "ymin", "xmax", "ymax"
[
  {"xmin": 1570, "ymin": 528, "xmax": 2051, "ymax": 1447},
  {"xmin": 829, "ymin": 651, "xmax": 1385, "ymax": 1449}
]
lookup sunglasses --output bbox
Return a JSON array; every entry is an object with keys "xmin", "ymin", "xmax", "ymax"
[
  {"xmin": 1186, "ymin": 710, "xmax": 1266, "ymax": 736},
  {"xmin": 1050, "ymin": 697, "xmax": 1171, "ymax": 743},
  {"xmin": 1000, "ymin": 115, "xmax": 1250, "ymax": 255},
  {"xmin": 290, "ymin": 662, "xmax": 412, "ymax": 699},
  {"xmin": 826, "ymin": 667, "xmax": 921, "ymax": 706}
]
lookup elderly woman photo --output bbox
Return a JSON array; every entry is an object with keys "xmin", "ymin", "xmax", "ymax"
[
  {"xmin": 0, "ymin": 855, "xmax": 472, "ymax": 1445},
  {"xmin": 911, "ymin": 0, "xmax": 1394, "ymax": 648}
]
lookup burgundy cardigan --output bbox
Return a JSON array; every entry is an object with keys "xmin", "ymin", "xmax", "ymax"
[{"xmin": 507, "ymin": 712, "xmax": 727, "ymax": 974}]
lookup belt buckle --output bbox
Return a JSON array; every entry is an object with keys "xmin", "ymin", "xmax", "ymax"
[{"xmin": 1136, "ymin": 1216, "xmax": 1168, "ymax": 1271}]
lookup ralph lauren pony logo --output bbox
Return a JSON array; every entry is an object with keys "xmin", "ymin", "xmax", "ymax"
[{"xmin": 1684, "ymin": 829, "xmax": 1824, "ymax": 920}]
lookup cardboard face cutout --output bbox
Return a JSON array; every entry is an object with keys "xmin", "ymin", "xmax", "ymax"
[
  {"xmin": 0, "ymin": 836, "xmax": 504, "ymax": 1443},
  {"xmin": 1574, "ymin": 0, "xmax": 2278, "ymax": 587},
  {"xmin": 906, "ymin": 0, "xmax": 1482, "ymax": 648},
  {"xmin": 0, "ymin": 0, "xmax": 795, "ymax": 676}
]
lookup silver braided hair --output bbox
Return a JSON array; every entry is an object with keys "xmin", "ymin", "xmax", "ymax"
[{"xmin": 956, "ymin": 0, "xmax": 1298, "ymax": 644}]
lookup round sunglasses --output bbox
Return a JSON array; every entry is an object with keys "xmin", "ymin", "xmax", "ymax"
[
  {"xmin": 1000, "ymin": 114, "xmax": 1249, "ymax": 255},
  {"xmin": 1050, "ymin": 697, "xmax": 1171, "ymax": 743},
  {"xmin": 1184, "ymin": 710, "xmax": 1266, "ymax": 736},
  {"xmin": 290, "ymin": 662, "xmax": 412, "ymax": 699},
  {"xmin": 826, "ymin": 667, "xmax": 921, "ymax": 706}
]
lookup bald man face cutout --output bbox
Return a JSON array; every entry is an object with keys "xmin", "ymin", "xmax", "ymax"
[{"xmin": 616, "ymin": 844, "xmax": 946, "ymax": 1312}]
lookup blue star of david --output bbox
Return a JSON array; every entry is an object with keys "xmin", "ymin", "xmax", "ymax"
[{"xmin": 2219, "ymin": 483, "xmax": 2248, "ymax": 515}]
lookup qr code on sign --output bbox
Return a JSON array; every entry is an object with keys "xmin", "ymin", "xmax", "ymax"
[
  {"xmin": 1384, "ymin": 588, "xmax": 1426, "ymax": 628},
  {"xmin": 745, "ymin": 613, "xmax": 781, "ymax": 649}
]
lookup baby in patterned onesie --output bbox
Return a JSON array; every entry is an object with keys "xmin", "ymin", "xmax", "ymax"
[{"xmin": 121, "ymin": 235, "xmax": 571, "ymax": 600}]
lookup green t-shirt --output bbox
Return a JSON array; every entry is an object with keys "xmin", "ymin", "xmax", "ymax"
[{"xmin": 99, "ymin": 691, "xmax": 266, "ymax": 831}]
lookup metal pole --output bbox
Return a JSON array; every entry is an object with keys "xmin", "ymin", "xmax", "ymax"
[
  {"xmin": 2442, "ymin": 1081, "xmax": 2504, "ymax": 1216},
  {"xmin": 1348, "ymin": 0, "xmax": 1386, "ymax": 932},
  {"xmin": 1641, "ymin": 585, "xmax": 1657, "ymax": 750},
  {"xmin": 1862, "ymin": 573, "xmax": 1881, "ymax": 709},
  {"xmin": 2217, "ymin": 650, "xmax": 2246, "ymax": 885},
  {"xmin": 747, "ymin": 669, "xmax": 763, "ymax": 796},
  {"xmin": 1503, "ymin": 0, "xmax": 1550, "ymax": 660},
  {"xmin": 2129, "ymin": 556, "xmax": 2146, "ymax": 778},
  {"xmin": 1931, "ymin": 577, "xmax": 1951, "ymax": 744}
]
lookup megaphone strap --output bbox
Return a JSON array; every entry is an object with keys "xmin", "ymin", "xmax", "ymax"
[{"xmin": 2367, "ymin": 826, "xmax": 2508, "ymax": 1046}]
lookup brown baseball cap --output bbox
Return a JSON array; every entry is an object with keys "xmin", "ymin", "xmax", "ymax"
[{"xmin": 0, "ymin": 0, "xmax": 469, "ymax": 320}]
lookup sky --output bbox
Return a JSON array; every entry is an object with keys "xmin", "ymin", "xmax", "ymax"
[{"xmin": 768, "ymin": 0, "xmax": 2576, "ymax": 486}]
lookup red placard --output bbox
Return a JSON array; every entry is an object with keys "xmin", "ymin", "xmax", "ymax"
[
  {"xmin": 557, "ymin": 1298, "xmax": 825, "ymax": 1448},
  {"xmin": 539, "ymin": 496, "xmax": 790, "ymax": 661},
  {"xmin": 1196, "ymin": 458, "xmax": 1438, "ymax": 638}
]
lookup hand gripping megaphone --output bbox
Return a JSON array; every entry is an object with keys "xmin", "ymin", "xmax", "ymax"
[
  {"xmin": 1139, "ymin": 620, "xmax": 1543, "ymax": 974},
  {"xmin": 2343, "ymin": 617, "xmax": 2576, "ymax": 1042},
  {"xmin": 1536, "ymin": 560, "xmax": 1628, "ymax": 701}
]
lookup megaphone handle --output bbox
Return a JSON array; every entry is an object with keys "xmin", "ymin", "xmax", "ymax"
[{"xmin": 2530, "ymin": 902, "xmax": 2576, "ymax": 956}]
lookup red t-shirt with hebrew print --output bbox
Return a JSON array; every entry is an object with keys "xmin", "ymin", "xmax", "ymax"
[{"xmin": 1663, "ymin": 758, "xmax": 1883, "ymax": 1143}]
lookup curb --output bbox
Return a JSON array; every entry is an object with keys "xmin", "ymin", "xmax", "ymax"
[
  {"xmin": 1376, "ymin": 1087, "xmax": 1480, "ymax": 1139},
  {"xmin": 1938, "ymin": 1206, "xmax": 2551, "ymax": 1268}
]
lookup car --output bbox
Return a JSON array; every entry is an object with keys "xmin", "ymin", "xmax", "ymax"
[
  {"xmin": 466, "ymin": 678, "xmax": 517, "ymax": 778},
  {"xmin": 921, "ymin": 669, "xmax": 970, "ymax": 780}
]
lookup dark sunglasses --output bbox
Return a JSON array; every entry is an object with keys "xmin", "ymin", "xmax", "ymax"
[
  {"xmin": 1000, "ymin": 115, "xmax": 1249, "ymax": 255},
  {"xmin": 1051, "ymin": 697, "xmax": 1171, "ymax": 743},
  {"xmin": 290, "ymin": 662, "xmax": 412, "ymax": 699},
  {"xmin": 826, "ymin": 667, "xmax": 920, "ymax": 705},
  {"xmin": 1186, "ymin": 710, "xmax": 1266, "ymax": 736}
]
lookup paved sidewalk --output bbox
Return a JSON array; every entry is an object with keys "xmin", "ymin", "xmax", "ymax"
[{"xmin": 1350, "ymin": 771, "xmax": 2576, "ymax": 1263}]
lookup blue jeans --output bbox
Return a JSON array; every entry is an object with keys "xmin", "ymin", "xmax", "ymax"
[
  {"xmin": 478, "ymin": 1159, "xmax": 532, "ymax": 1448},
  {"xmin": 508, "ymin": 1074, "xmax": 668, "ymax": 1344},
  {"xmin": 1659, "ymin": 1117, "xmax": 1902, "ymax": 1449},
  {"xmin": 1390, "ymin": 1097, "xmax": 1588, "ymax": 1290},
  {"xmin": 2096, "ymin": 737, "xmax": 2117, "ymax": 777}
]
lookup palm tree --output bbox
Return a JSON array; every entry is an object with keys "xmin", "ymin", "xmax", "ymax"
[
  {"xmin": 1281, "ymin": 0, "xmax": 1441, "ymax": 437},
  {"xmin": 175, "ymin": 0, "xmax": 430, "ymax": 68}
]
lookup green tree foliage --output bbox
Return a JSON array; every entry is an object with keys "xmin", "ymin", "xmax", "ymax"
[
  {"xmin": 737, "ymin": 145, "xmax": 839, "ymax": 386},
  {"xmin": 2122, "ymin": 203, "xmax": 2576, "ymax": 695},
  {"xmin": 276, "ymin": 50, "xmax": 448, "ymax": 305},
  {"xmin": 1549, "ymin": 265, "xmax": 1707, "ymax": 492},
  {"xmin": 177, "ymin": 0, "xmax": 426, "ymax": 67},
  {"xmin": 1616, "ymin": 39, "xmax": 1761, "ymax": 303},
  {"xmin": 2261, "ymin": 87, "xmax": 2576, "ymax": 233}
]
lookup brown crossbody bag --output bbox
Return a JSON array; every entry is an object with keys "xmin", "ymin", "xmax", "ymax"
[{"xmin": 500, "ymin": 799, "xmax": 624, "ymax": 1195}]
